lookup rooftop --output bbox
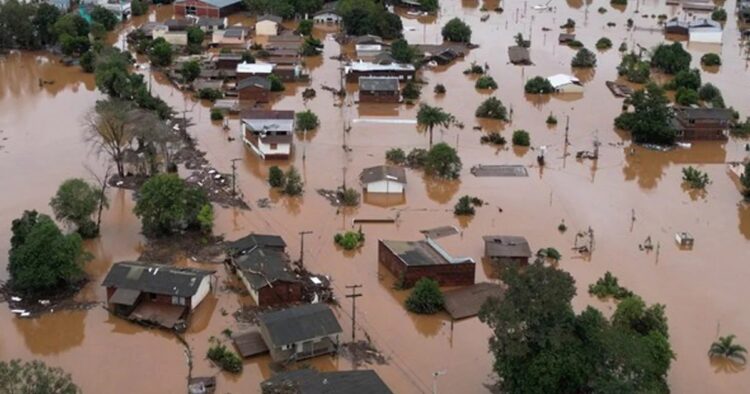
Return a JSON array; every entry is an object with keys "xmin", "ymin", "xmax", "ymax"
[
  {"xmin": 233, "ymin": 247, "xmax": 299, "ymax": 290},
  {"xmin": 175, "ymin": 0, "xmax": 242, "ymax": 8},
  {"xmin": 483, "ymin": 235, "xmax": 532, "ymax": 258},
  {"xmin": 380, "ymin": 238, "xmax": 474, "ymax": 266},
  {"xmin": 236, "ymin": 62, "xmax": 275, "ymax": 74},
  {"xmin": 261, "ymin": 369, "xmax": 393, "ymax": 394},
  {"xmin": 237, "ymin": 76, "xmax": 271, "ymax": 91},
  {"xmin": 196, "ymin": 17, "xmax": 225, "ymax": 27},
  {"xmin": 508, "ymin": 46, "xmax": 531, "ymax": 64},
  {"xmin": 359, "ymin": 165, "xmax": 406, "ymax": 184},
  {"xmin": 258, "ymin": 14, "xmax": 283, "ymax": 24},
  {"xmin": 346, "ymin": 61, "xmax": 415, "ymax": 73},
  {"xmin": 102, "ymin": 262, "xmax": 215, "ymax": 297},
  {"xmin": 443, "ymin": 282, "xmax": 505, "ymax": 320},
  {"xmin": 547, "ymin": 73, "xmax": 581, "ymax": 88},
  {"xmin": 258, "ymin": 303, "xmax": 342, "ymax": 346}
]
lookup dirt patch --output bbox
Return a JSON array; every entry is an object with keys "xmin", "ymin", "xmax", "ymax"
[
  {"xmin": 138, "ymin": 233, "xmax": 226, "ymax": 264},
  {"xmin": 339, "ymin": 340, "xmax": 388, "ymax": 367}
]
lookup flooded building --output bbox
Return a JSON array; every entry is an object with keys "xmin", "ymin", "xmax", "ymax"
[
  {"xmin": 547, "ymin": 74, "xmax": 583, "ymax": 93},
  {"xmin": 173, "ymin": 0, "xmax": 244, "ymax": 18},
  {"xmin": 672, "ymin": 107, "xmax": 733, "ymax": 141},
  {"xmin": 261, "ymin": 369, "xmax": 393, "ymax": 393},
  {"xmin": 256, "ymin": 14, "xmax": 282, "ymax": 36},
  {"xmin": 345, "ymin": 61, "xmax": 415, "ymax": 82},
  {"xmin": 358, "ymin": 76, "xmax": 400, "ymax": 103},
  {"xmin": 237, "ymin": 76, "xmax": 271, "ymax": 102},
  {"xmin": 688, "ymin": 19, "xmax": 722, "ymax": 44},
  {"xmin": 664, "ymin": 19, "xmax": 689, "ymax": 36},
  {"xmin": 153, "ymin": 28, "xmax": 188, "ymax": 46},
  {"xmin": 508, "ymin": 46, "xmax": 531, "ymax": 65},
  {"xmin": 102, "ymin": 262, "xmax": 215, "ymax": 330},
  {"xmin": 236, "ymin": 62, "xmax": 274, "ymax": 78},
  {"xmin": 164, "ymin": 18, "xmax": 195, "ymax": 32},
  {"xmin": 356, "ymin": 44, "xmax": 385, "ymax": 58},
  {"xmin": 228, "ymin": 242, "xmax": 302, "ymax": 307},
  {"xmin": 483, "ymin": 235, "xmax": 532, "ymax": 265},
  {"xmin": 359, "ymin": 165, "xmax": 406, "ymax": 193},
  {"xmin": 196, "ymin": 16, "xmax": 227, "ymax": 32},
  {"xmin": 215, "ymin": 52, "xmax": 243, "ymax": 70},
  {"xmin": 313, "ymin": 2, "xmax": 342, "ymax": 24},
  {"xmin": 240, "ymin": 110, "xmax": 295, "ymax": 159},
  {"xmin": 378, "ymin": 239, "xmax": 475, "ymax": 287},
  {"xmin": 558, "ymin": 33, "xmax": 576, "ymax": 43},
  {"xmin": 257, "ymin": 303, "xmax": 342, "ymax": 362},
  {"xmin": 211, "ymin": 26, "xmax": 250, "ymax": 48}
]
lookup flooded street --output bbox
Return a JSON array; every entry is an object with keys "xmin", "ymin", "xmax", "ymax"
[{"xmin": 2, "ymin": 0, "xmax": 750, "ymax": 392}]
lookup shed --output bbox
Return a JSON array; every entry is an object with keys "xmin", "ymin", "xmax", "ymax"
[
  {"xmin": 232, "ymin": 330, "xmax": 269, "ymax": 358},
  {"xmin": 237, "ymin": 76, "xmax": 271, "ymax": 102},
  {"xmin": 261, "ymin": 369, "xmax": 393, "ymax": 394},
  {"xmin": 356, "ymin": 44, "xmax": 384, "ymax": 58},
  {"xmin": 508, "ymin": 45, "xmax": 531, "ymax": 65},
  {"xmin": 378, "ymin": 239, "xmax": 475, "ymax": 287},
  {"xmin": 443, "ymin": 282, "xmax": 505, "ymax": 320},
  {"xmin": 483, "ymin": 235, "xmax": 532, "ymax": 264},
  {"xmin": 547, "ymin": 73, "xmax": 583, "ymax": 93},
  {"xmin": 359, "ymin": 165, "xmax": 406, "ymax": 193},
  {"xmin": 258, "ymin": 303, "xmax": 342, "ymax": 362},
  {"xmin": 174, "ymin": 0, "xmax": 244, "ymax": 18},
  {"xmin": 256, "ymin": 14, "xmax": 282, "ymax": 36},
  {"xmin": 558, "ymin": 33, "xmax": 576, "ymax": 43},
  {"xmin": 664, "ymin": 19, "xmax": 689, "ymax": 35}
]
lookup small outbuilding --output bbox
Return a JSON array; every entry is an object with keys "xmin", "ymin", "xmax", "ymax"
[
  {"xmin": 378, "ymin": 238, "xmax": 475, "ymax": 287},
  {"xmin": 508, "ymin": 45, "xmax": 531, "ymax": 65},
  {"xmin": 358, "ymin": 76, "xmax": 400, "ymax": 103},
  {"xmin": 483, "ymin": 235, "xmax": 532, "ymax": 265},
  {"xmin": 261, "ymin": 369, "xmax": 393, "ymax": 394},
  {"xmin": 174, "ymin": 0, "xmax": 244, "ymax": 18},
  {"xmin": 547, "ymin": 73, "xmax": 583, "ymax": 93},
  {"xmin": 359, "ymin": 165, "xmax": 406, "ymax": 193},
  {"xmin": 558, "ymin": 33, "xmax": 576, "ymax": 43},
  {"xmin": 256, "ymin": 14, "xmax": 282, "ymax": 36},
  {"xmin": 689, "ymin": 19, "xmax": 722, "ymax": 44},
  {"xmin": 258, "ymin": 303, "xmax": 343, "ymax": 362},
  {"xmin": 237, "ymin": 76, "xmax": 271, "ymax": 102},
  {"xmin": 356, "ymin": 43, "xmax": 384, "ymax": 58},
  {"xmin": 313, "ymin": 2, "xmax": 341, "ymax": 24}
]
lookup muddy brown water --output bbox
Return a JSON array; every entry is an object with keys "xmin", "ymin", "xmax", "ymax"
[{"xmin": 2, "ymin": 1, "xmax": 750, "ymax": 393}]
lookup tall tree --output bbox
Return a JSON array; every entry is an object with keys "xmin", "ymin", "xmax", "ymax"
[
  {"xmin": 133, "ymin": 174, "xmax": 210, "ymax": 236},
  {"xmin": 417, "ymin": 104, "xmax": 455, "ymax": 147},
  {"xmin": 614, "ymin": 83, "xmax": 676, "ymax": 145},
  {"xmin": 50, "ymin": 178, "xmax": 108, "ymax": 238},
  {"xmin": 84, "ymin": 99, "xmax": 139, "ymax": 177}
]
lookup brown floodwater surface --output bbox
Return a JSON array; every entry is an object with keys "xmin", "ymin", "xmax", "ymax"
[{"xmin": 2, "ymin": 1, "xmax": 750, "ymax": 392}]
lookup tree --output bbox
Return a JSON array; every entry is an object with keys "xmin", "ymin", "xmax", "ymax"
[
  {"xmin": 667, "ymin": 68, "xmax": 701, "ymax": 91},
  {"xmin": 571, "ymin": 48, "xmax": 596, "ymax": 68},
  {"xmin": 740, "ymin": 162, "xmax": 750, "ymax": 198},
  {"xmin": 588, "ymin": 271, "xmax": 633, "ymax": 300},
  {"xmin": 418, "ymin": 0, "xmax": 439, "ymax": 12},
  {"xmin": 148, "ymin": 37, "xmax": 173, "ymax": 67},
  {"xmin": 650, "ymin": 42, "xmax": 691, "ymax": 74},
  {"xmin": 334, "ymin": 230, "xmax": 364, "ymax": 250},
  {"xmin": 50, "ymin": 178, "xmax": 107, "ymax": 238},
  {"xmin": 186, "ymin": 26, "xmax": 205, "ymax": 45},
  {"xmin": 675, "ymin": 87, "xmax": 698, "ymax": 106},
  {"xmin": 33, "ymin": 3, "xmax": 62, "ymax": 47},
  {"xmin": 708, "ymin": 335, "xmax": 747, "ymax": 364},
  {"xmin": 90, "ymin": 6, "xmax": 118, "ymax": 31},
  {"xmin": 425, "ymin": 143, "xmax": 462, "ymax": 179},
  {"xmin": 698, "ymin": 83, "xmax": 725, "ymax": 108},
  {"xmin": 133, "ymin": 174, "xmax": 210, "ymax": 236},
  {"xmin": 94, "ymin": 48, "xmax": 135, "ymax": 98},
  {"xmin": 8, "ymin": 211, "xmax": 87, "ymax": 296},
  {"xmin": 434, "ymin": 83, "xmax": 446, "ymax": 94},
  {"xmin": 0, "ymin": 359, "xmax": 80, "ymax": 394},
  {"xmin": 207, "ymin": 342, "xmax": 243, "ymax": 373},
  {"xmin": 614, "ymin": 83, "xmax": 676, "ymax": 145},
  {"xmin": 401, "ymin": 80, "xmax": 421, "ymax": 101},
  {"xmin": 300, "ymin": 36, "xmax": 322, "ymax": 56},
  {"xmin": 268, "ymin": 166, "xmax": 286, "ymax": 187},
  {"xmin": 283, "ymin": 166, "xmax": 303, "ymax": 195},
  {"xmin": 405, "ymin": 278, "xmax": 444, "ymax": 314},
  {"xmin": 297, "ymin": 19, "xmax": 313, "ymax": 35},
  {"xmin": 338, "ymin": 0, "xmax": 402, "ymax": 39},
  {"xmin": 268, "ymin": 74, "xmax": 285, "ymax": 91},
  {"xmin": 390, "ymin": 38, "xmax": 418, "ymax": 63},
  {"xmin": 475, "ymin": 97, "xmax": 507, "ymax": 120},
  {"xmin": 512, "ymin": 130, "xmax": 530, "ymax": 146},
  {"xmin": 453, "ymin": 195, "xmax": 476, "ymax": 215},
  {"xmin": 617, "ymin": 52, "xmax": 650, "ymax": 83},
  {"xmin": 385, "ymin": 148, "xmax": 406, "ymax": 164},
  {"xmin": 85, "ymin": 99, "xmax": 139, "ymax": 177},
  {"xmin": 0, "ymin": 0, "xmax": 41, "ymax": 49},
  {"xmin": 700, "ymin": 53, "xmax": 721, "ymax": 66},
  {"xmin": 180, "ymin": 60, "xmax": 201, "ymax": 83},
  {"xmin": 295, "ymin": 110, "xmax": 320, "ymax": 131},
  {"xmin": 52, "ymin": 13, "xmax": 89, "ymax": 41},
  {"xmin": 681, "ymin": 166, "xmax": 710, "ymax": 189},
  {"xmin": 131, "ymin": 0, "xmax": 149, "ymax": 16},
  {"xmin": 524, "ymin": 76, "xmax": 554, "ymax": 94},
  {"xmin": 595, "ymin": 37, "xmax": 612, "ymax": 50},
  {"xmin": 417, "ymin": 104, "xmax": 454, "ymax": 147},
  {"xmin": 711, "ymin": 8, "xmax": 727, "ymax": 22},
  {"xmin": 441, "ymin": 17, "xmax": 471, "ymax": 42},
  {"xmin": 475, "ymin": 75, "xmax": 498, "ymax": 89},
  {"xmin": 196, "ymin": 204, "xmax": 214, "ymax": 234}
]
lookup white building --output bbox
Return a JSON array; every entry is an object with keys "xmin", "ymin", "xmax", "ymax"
[
  {"xmin": 689, "ymin": 19, "xmax": 722, "ymax": 44},
  {"xmin": 240, "ymin": 110, "xmax": 295, "ymax": 159},
  {"xmin": 360, "ymin": 165, "xmax": 407, "ymax": 194},
  {"xmin": 313, "ymin": 2, "xmax": 341, "ymax": 24},
  {"xmin": 153, "ymin": 27, "xmax": 188, "ymax": 46},
  {"xmin": 547, "ymin": 74, "xmax": 584, "ymax": 93},
  {"xmin": 236, "ymin": 62, "xmax": 275, "ymax": 78},
  {"xmin": 355, "ymin": 44, "xmax": 384, "ymax": 58},
  {"xmin": 256, "ymin": 14, "xmax": 282, "ymax": 36}
]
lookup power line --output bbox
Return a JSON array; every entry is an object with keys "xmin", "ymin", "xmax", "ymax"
[{"xmin": 345, "ymin": 284, "xmax": 362, "ymax": 342}]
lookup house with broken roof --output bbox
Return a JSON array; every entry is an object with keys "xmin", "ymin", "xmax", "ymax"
[
  {"xmin": 240, "ymin": 109, "xmax": 295, "ymax": 159},
  {"xmin": 378, "ymin": 238, "xmax": 475, "ymax": 287},
  {"xmin": 672, "ymin": 107, "xmax": 733, "ymax": 141},
  {"xmin": 483, "ymin": 235, "xmax": 532, "ymax": 265},
  {"xmin": 237, "ymin": 76, "xmax": 271, "ymax": 102},
  {"xmin": 358, "ymin": 77, "xmax": 400, "ymax": 103},
  {"xmin": 261, "ymin": 369, "xmax": 393, "ymax": 394},
  {"xmin": 226, "ymin": 233, "xmax": 302, "ymax": 307},
  {"xmin": 258, "ymin": 303, "xmax": 342, "ymax": 362},
  {"xmin": 360, "ymin": 165, "xmax": 406, "ymax": 193},
  {"xmin": 102, "ymin": 262, "xmax": 215, "ymax": 330}
]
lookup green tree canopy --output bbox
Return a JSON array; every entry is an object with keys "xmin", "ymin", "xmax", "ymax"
[
  {"xmin": 614, "ymin": 83, "xmax": 676, "ymax": 145},
  {"xmin": 133, "ymin": 174, "xmax": 210, "ymax": 236},
  {"xmin": 186, "ymin": 26, "xmax": 205, "ymax": 45},
  {"xmin": 524, "ymin": 76, "xmax": 554, "ymax": 94},
  {"xmin": 337, "ymin": 0, "xmax": 402, "ymax": 39},
  {"xmin": 617, "ymin": 52, "xmax": 650, "ymax": 83},
  {"xmin": 390, "ymin": 38, "xmax": 419, "ymax": 63},
  {"xmin": 50, "ymin": 178, "xmax": 107, "ymax": 238},
  {"xmin": 667, "ymin": 68, "xmax": 701, "ymax": 91},
  {"xmin": 650, "ymin": 42, "xmax": 691, "ymax": 74},
  {"xmin": 417, "ymin": 104, "xmax": 454, "ymax": 147},
  {"xmin": 148, "ymin": 37, "xmax": 173, "ymax": 67},
  {"xmin": 441, "ymin": 17, "xmax": 471, "ymax": 42},
  {"xmin": 405, "ymin": 278, "xmax": 444, "ymax": 314},
  {"xmin": 90, "ymin": 6, "xmax": 118, "ymax": 31},
  {"xmin": 475, "ymin": 96, "xmax": 507, "ymax": 120},
  {"xmin": 180, "ymin": 60, "xmax": 201, "ymax": 83},
  {"xmin": 0, "ymin": 359, "xmax": 80, "ymax": 394},
  {"xmin": 295, "ymin": 110, "xmax": 320, "ymax": 131},
  {"xmin": 425, "ymin": 142, "xmax": 462, "ymax": 179},
  {"xmin": 571, "ymin": 48, "xmax": 597, "ymax": 68},
  {"xmin": 8, "ymin": 211, "xmax": 87, "ymax": 296}
]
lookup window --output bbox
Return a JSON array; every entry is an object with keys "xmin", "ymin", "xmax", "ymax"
[{"xmin": 186, "ymin": 5, "xmax": 196, "ymax": 15}]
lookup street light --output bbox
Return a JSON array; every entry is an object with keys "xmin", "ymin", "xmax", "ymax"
[{"xmin": 432, "ymin": 370, "xmax": 447, "ymax": 394}]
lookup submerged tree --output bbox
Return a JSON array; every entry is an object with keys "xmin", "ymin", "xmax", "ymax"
[
  {"xmin": 650, "ymin": 42, "xmax": 691, "ymax": 74},
  {"xmin": 283, "ymin": 166, "xmax": 304, "ymax": 196},
  {"xmin": 417, "ymin": 104, "xmax": 455, "ymax": 147},
  {"xmin": 0, "ymin": 359, "xmax": 80, "ymax": 394},
  {"xmin": 133, "ymin": 174, "xmax": 211, "ymax": 236},
  {"xmin": 614, "ymin": 83, "xmax": 676, "ymax": 145},
  {"xmin": 405, "ymin": 278, "xmax": 444, "ymax": 314},
  {"xmin": 441, "ymin": 17, "xmax": 471, "ymax": 42},
  {"xmin": 708, "ymin": 335, "xmax": 747, "ymax": 365},
  {"xmin": 84, "ymin": 99, "xmax": 138, "ymax": 177},
  {"xmin": 295, "ymin": 110, "xmax": 320, "ymax": 132},
  {"xmin": 425, "ymin": 142, "xmax": 462, "ymax": 179},
  {"xmin": 50, "ymin": 178, "xmax": 108, "ymax": 238}
]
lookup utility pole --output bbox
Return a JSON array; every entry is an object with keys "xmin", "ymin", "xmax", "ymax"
[
  {"xmin": 298, "ymin": 230, "xmax": 313, "ymax": 268},
  {"xmin": 342, "ymin": 167, "xmax": 347, "ymax": 190},
  {"xmin": 345, "ymin": 284, "xmax": 362, "ymax": 342},
  {"xmin": 564, "ymin": 115, "xmax": 570, "ymax": 145},
  {"xmin": 230, "ymin": 158, "xmax": 242, "ymax": 196}
]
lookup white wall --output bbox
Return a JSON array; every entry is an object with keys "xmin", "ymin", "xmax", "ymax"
[
  {"xmin": 259, "ymin": 140, "xmax": 291, "ymax": 157},
  {"xmin": 256, "ymin": 21, "xmax": 278, "ymax": 36},
  {"xmin": 557, "ymin": 83, "xmax": 584, "ymax": 94},
  {"xmin": 366, "ymin": 180, "xmax": 404, "ymax": 194},
  {"xmin": 689, "ymin": 31, "xmax": 722, "ymax": 44},
  {"xmin": 191, "ymin": 275, "xmax": 212, "ymax": 310}
]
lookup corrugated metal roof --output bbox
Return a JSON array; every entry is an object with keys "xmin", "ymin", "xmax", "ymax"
[
  {"xmin": 262, "ymin": 369, "xmax": 393, "ymax": 394},
  {"xmin": 482, "ymin": 235, "xmax": 532, "ymax": 258},
  {"xmin": 359, "ymin": 165, "xmax": 406, "ymax": 184},
  {"xmin": 259, "ymin": 304, "xmax": 342, "ymax": 346},
  {"xmin": 102, "ymin": 262, "xmax": 215, "ymax": 297}
]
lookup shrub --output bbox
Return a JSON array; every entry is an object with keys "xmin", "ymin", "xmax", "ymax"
[
  {"xmin": 475, "ymin": 97, "xmax": 507, "ymax": 120},
  {"xmin": 434, "ymin": 84, "xmax": 446, "ymax": 94},
  {"xmin": 597, "ymin": 6, "xmax": 607, "ymax": 13},
  {"xmin": 49, "ymin": 178, "xmax": 105, "ymax": 238},
  {"xmin": 268, "ymin": 166, "xmax": 286, "ymax": 187},
  {"xmin": 197, "ymin": 204, "xmax": 214, "ymax": 233},
  {"xmin": 197, "ymin": 88, "xmax": 223, "ymax": 102},
  {"xmin": 651, "ymin": 42, "xmax": 691, "ymax": 74},
  {"xmin": 133, "ymin": 174, "xmax": 210, "ymax": 236},
  {"xmin": 338, "ymin": 187, "xmax": 360, "ymax": 206},
  {"xmin": 698, "ymin": 83, "xmax": 724, "ymax": 107},
  {"xmin": 618, "ymin": 42, "xmax": 627, "ymax": 52},
  {"xmin": 402, "ymin": 80, "xmax": 421, "ymax": 100},
  {"xmin": 682, "ymin": 166, "xmax": 710, "ymax": 189},
  {"xmin": 441, "ymin": 18, "xmax": 472, "ymax": 42},
  {"xmin": 524, "ymin": 76, "xmax": 554, "ymax": 94},
  {"xmin": 558, "ymin": 221, "xmax": 567, "ymax": 232},
  {"xmin": 475, "ymin": 76, "xmax": 498, "ymax": 89},
  {"xmin": 295, "ymin": 110, "xmax": 320, "ymax": 131},
  {"xmin": 187, "ymin": 27, "xmax": 205, "ymax": 46},
  {"xmin": 425, "ymin": 143, "xmax": 462, "ymax": 179},
  {"xmin": 283, "ymin": 166, "xmax": 303, "ymax": 195},
  {"xmin": 391, "ymin": 38, "xmax": 419, "ymax": 63},
  {"xmin": 405, "ymin": 278, "xmax": 444, "ymax": 314},
  {"xmin": 536, "ymin": 247, "xmax": 562, "ymax": 261},
  {"xmin": 207, "ymin": 343, "xmax": 243, "ymax": 373},
  {"xmin": 268, "ymin": 74, "xmax": 284, "ymax": 91},
  {"xmin": 589, "ymin": 271, "xmax": 633, "ymax": 299},
  {"xmin": 711, "ymin": 8, "xmax": 727, "ymax": 22},
  {"xmin": 463, "ymin": 61, "xmax": 484, "ymax": 75},
  {"xmin": 675, "ymin": 87, "xmax": 699, "ymax": 106},
  {"xmin": 567, "ymin": 40, "xmax": 583, "ymax": 49},
  {"xmin": 700, "ymin": 53, "xmax": 721, "ymax": 66},
  {"xmin": 546, "ymin": 114, "xmax": 558, "ymax": 125},
  {"xmin": 512, "ymin": 130, "xmax": 530, "ymax": 146},
  {"xmin": 297, "ymin": 19, "xmax": 313, "ymax": 35},
  {"xmin": 454, "ymin": 195, "xmax": 482, "ymax": 215},
  {"xmin": 131, "ymin": 0, "xmax": 148, "ymax": 16},
  {"xmin": 480, "ymin": 132, "xmax": 506, "ymax": 145},
  {"xmin": 406, "ymin": 148, "xmax": 428, "ymax": 168},
  {"xmin": 595, "ymin": 37, "xmax": 612, "ymax": 50},
  {"xmin": 386, "ymin": 148, "xmax": 406, "ymax": 164},
  {"xmin": 571, "ymin": 48, "xmax": 596, "ymax": 68},
  {"xmin": 617, "ymin": 52, "xmax": 650, "ymax": 83},
  {"xmin": 666, "ymin": 68, "xmax": 701, "ymax": 91},
  {"xmin": 334, "ymin": 230, "xmax": 364, "ymax": 250},
  {"xmin": 210, "ymin": 108, "xmax": 224, "ymax": 121}
]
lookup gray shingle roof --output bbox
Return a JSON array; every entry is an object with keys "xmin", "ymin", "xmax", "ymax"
[
  {"xmin": 258, "ymin": 14, "xmax": 283, "ymax": 24},
  {"xmin": 359, "ymin": 165, "xmax": 406, "ymax": 184},
  {"xmin": 358, "ymin": 77, "xmax": 400, "ymax": 92},
  {"xmin": 237, "ymin": 76, "xmax": 271, "ymax": 91},
  {"xmin": 508, "ymin": 46, "xmax": 530, "ymax": 64},
  {"xmin": 101, "ymin": 262, "xmax": 215, "ymax": 297},
  {"xmin": 227, "ymin": 233, "xmax": 287, "ymax": 255},
  {"xmin": 482, "ymin": 235, "xmax": 532, "ymax": 258},
  {"xmin": 674, "ymin": 107, "xmax": 733, "ymax": 121},
  {"xmin": 261, "ymin": 369, "xmax": 393, "ymax": 394},
  {"xmin": 259, "ymin": 303, "xmax": 342, "ymax": 346},
  {"xmin": 175, "ymin": 0, "xmax": 242, "ymax": 8},
  {"xmin": 234, "ymin": 247, "xmax": 299, "ymax": 290}
]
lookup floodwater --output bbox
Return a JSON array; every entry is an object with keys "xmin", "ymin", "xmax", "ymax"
[{"xmin": 2, "ymin": 0, "xmax": 750, "ymax": 392}]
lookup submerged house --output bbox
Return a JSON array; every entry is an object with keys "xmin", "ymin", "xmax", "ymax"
[
  {"xmin": 360, "ymin": 165, "xmax": 406, "ymax": 193},
  {"xmin": 212, "ymin": 26, "xmax": 250, "ymax": 47},
  {"xmin": 508, "ymin": 45, "xmax": 531, "ymax": 65},
  {"xmin": 102, "ymin": 262, "xmax": 215, "ymax": 330},
  {"xmin": 358, "ymin": 76, "xmax": 400, "ymax": 103},
  {"xmin": 345, "ymin": 61, "xmax": 416, "ymax": 82},
  {"xmin": 256, "ymin": 14, "xmax": 282, "ymax": 36},
  {"xmin": 547, "ymin": 74, "xmax": 583, "ymax": 93},
  {"xmin": 261, "ymin": 369, "xmax": 393, "ymax": 393},
  {"xmin": 672, "ymin": 107, "xmax": 733, "ymax": 141},
  {"xmin": 173, "ymin": 0, "xmax": 244, "ymax": 18},
  {"xmin": 258, "ymin": 303, "xmax": 343, "ymax": 362},
  {"xmin": 378, "ymin": 238, "xmax": 475, "ymax": 287},
  {"xmin": 229, "ymin": 242, "xmax": 302, "ymax": 307},
  {"xmin": 313, "ymin": 2, "xmax": 342, "ymax": 24},
  {"xmin": 483, "ymin": 235, "xmax": 532, "ymax": 265},
  {"xmin": 237, "ymin": 76, "xmax": 271, "ymax": 102},
  {"xmin": 240, "ymin": 110, "xmax": 294, "ymax": 159},
  {"xmin": 688, "ymin": 19, "xmax": 722, "ymax": 44}
]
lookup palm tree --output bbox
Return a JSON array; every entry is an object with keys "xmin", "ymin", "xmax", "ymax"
[
  {"xmin": 417, "ymin": 104, "xmax": 455, "ymax": 147},
  {"xmin": 709, "ymin": 335, "xmax": 748, "ymax": 365}
]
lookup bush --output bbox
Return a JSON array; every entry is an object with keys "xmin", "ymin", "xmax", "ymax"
[
  {"xmin": 480, "ymin": 132, "xmax": 506, "ymax": 145},
  {"xmin": 80, "ymin": 50, "xmax": 96, "ymax": 72},
  {"xmin": 611, "ymin": 0, "xmax": 627, "ymax": 4},
  {"xmin": 536, "ymin": 247, "xmax": 562, "ymax": 261},
  {"xmin": 595, "ymin": 37, "xmax": 612, "ymax": 50},
  {"xmin": 425, "ymin": 143, "xmax": 462, "ymax": 179},
  {"xmin": 700, "ymin": 53, "xmax": 721, "ymax": 66},
  {"xmin": 682, "ymin": 166, "xmax": 710, "ymax": 189},
  {"xmin": 475, "ymin": 76, "xmax": 498, "ymax": 89},
  {"xmin": 391, "ymin": 38, "xmax": 419, "ymax": 63},
  {"xmin": 475, "ymin": 97, "xmax": 507, "ymax": 120},
  {"xmin": 197, "ymin": 204, "xmax": 214, "ymax": 233},
  {"xmin": 589, "ymin": 272, "xmax": 633, "ymax": 299},
  {"xmin": 441, "ymin": 17, "xmax": 472, "ymax": 42},
  {"xmin": 186, "ymin": 27, "xmax": 205, "ymax": 46},
  {"xmin": 711, "ymin": 8, "xmax": 727, "ymax": 22},
  {"xmin": 434, "ymin": 83, "xmax": 446, "ymax": 94},
  {"xmin": 402, "ymin": 80, "xmax": 421, "ymax": 100},
  {"xmin": 295, "ymin": 110, "xmax": 319, "ymax": 131},
  {"xmin": 207, "ymin": 343, "xmax": 243, "ymax": 373},
  {"xmin": 617, "ymin": 52, "xmax": 650, "ymax": 83},
  {"xmin": 463, "ymin": 61, "xmax": 484, "ymax": 75},
  {"xmin": 180, "ymin": 60, "xmax": 201, "ymax": 83},
  {"xmin": 406, "ymin": 148, "xmax": 428, "ymax": 168},
  {"xmin": 651, "ymin": 42, "xmax": 691, "ymax": 74},
  {"xmin": 133, "ymin": 174, "xmax": 210, "ymax": 236},
  {"xmin": 268, "ymin": 74, "xmax": 284, "ymax": 91},
  {"xmin": 50, "ymin": 178, "xmax": 105, "ymax": 238},
  {"xmin": 512, "ymin": 130, "xmax": 530, "ymax": 146},
  {"xmin": 297, "ymin": 19, "xmax": 313, "ymax": 35},
  {"xmin": 386, "ymin": 148, "xmax": 406, "ymax": 164},
  {"xmin": 338, "ymin": 187, "xmax": 361, "ymax": 206},
  {"xmin": 546, "ymin": 114, "xmax": 558, "ymax": 125},
  {"xmin": 454, "ymin": 195, "xmax": 482, "ymax": 215},
  {"xmin": 698, "ymin": 83, "xmax": 724, "ymax": 107},
  {"xmin": 567, "ymin": 40, "xmax": 583, "ymax": 49},
  {"xmin": 405, "ymin": 278, "xmax": 444, "ymax": 314},
  {"xmin": 283, "ymin": 166, "xmax": 303, "ymax": 195},
  {"xmin": 675, "ymin": 87, "xmax": 699, "ymax": 106},
  {"xmin": 334, "ymin": 230, "xmax": 364, "ymax": 250},
  {"xmin": 618, "ymin": 42, "xmax": 627, "ymax": 52},
  {"xmin": 197, "ymin": 88, "xmax": 223, "ymax": 102},
  {"xmin": 148, "ymin": 37, "xmax": 173, "ymax": 67},
  {"xmin": 131, "ymin": 0, "xmax": 148, "ymax": 16},
  {"xmin": 300, "ymin": 36, "xmax": 323, "ymax": 56},
  {"xmin": 210, "ymin": 108, "xmax": 224, "ymax": 121},
  {"xmin": 597, "ymin": 6, "xmax": 607, "ymax": 13},
  {"xmin": 571, "ymin": 48, "xmax": 596, "ymax": 68},
  {"xmin": 666, "ymin": 68, "xmax": 701, "ymax": 91},
  {"xmin": 524, "ymin": 76, "xmax": 554, "ymax": 94},
  {"xmin": 268, "ymin": 166, "xmax": 286, "ymax": 187}
]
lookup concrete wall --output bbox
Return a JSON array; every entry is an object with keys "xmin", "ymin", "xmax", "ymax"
[
  {"xmin": 190, "ymin": 275, "xmax": 212, "ymax": 310},
  {"xmin": 689, "ymin": 31, "xmax": 722, "ymax": 44},
  {"xmin": 238, "ymin": 86, "xmax": 270, "ymax": 102},
  {"xmin": 365, "ymin": 180, "xmax": 404, "ymax": 194},
  {"xmin": 256, "ymin": 20, "xmax": 278, "ymax": 36}
]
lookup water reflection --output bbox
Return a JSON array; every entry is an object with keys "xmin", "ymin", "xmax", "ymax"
[
  {"xmin": 423, "ymin": 174, "xmax": 460, "ymax": 204},
  {"xmin": 13, "ymin": 311, "xmax": 85, "ymax": 355}
]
